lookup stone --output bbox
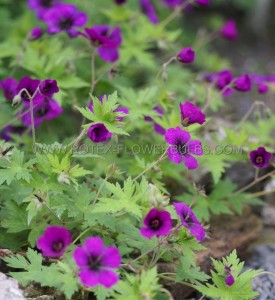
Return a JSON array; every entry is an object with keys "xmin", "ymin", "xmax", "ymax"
[{"xmin": 0, "ymin": 272, "xmax": 25, "ymax": 300}]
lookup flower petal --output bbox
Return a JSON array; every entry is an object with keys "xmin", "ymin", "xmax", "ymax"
[
  {"xmin": 79, "ymin": 270, "xmax": 99, "ymax": 287},
  {"xmin": 183, "ymin": 154, "xmax": 198, "ymax": 170},
  {"xmin": 167, "ymin": 146, "xmax": 182, "ymax": 164},
  {"xmin": 101, "ymin": 246, "xmax": 121, "ymax": 268},
  {"xmin": 98, "ymin": 269, "xmax": 119, "ymax": 288},
  {"xmin": 84, "ymin": 237, "xmax": 104, "ymax": 257},
  {"xmin": 188, "ymin": 140, "xmax": 203, "ymax": 156},
  {"xmin": 73, "ymin": 247, "xmax": 89, "ymax": 267}
]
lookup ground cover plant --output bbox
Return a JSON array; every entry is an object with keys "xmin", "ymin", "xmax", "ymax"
[{"xmin": 0, "ymin": 0, "xmax": 275, "ymax": 299}]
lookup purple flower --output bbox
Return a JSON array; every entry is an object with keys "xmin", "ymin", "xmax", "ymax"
[
  {"xmin": 215, "ymin": 70, "xmax": 234, "ymax": 96},
  {"xmin": 114, "ymin": 0, "xmax": 127, "ymax": 4},
  {"xmin": 82, "ymin": 25, "xmax": 122, "ymax": 63},
  {"xmin": 37, "ymin": 226, "xmax": 72, "ymax": 258},
  {"xmin": 220, "ymin": 20, "xmax": 237, "ymax": 41},
  {"xmin": 165, "ymin": 127, "xmax": 203, "ymax": 170},
  {"xmin": 0, "ymin": 125, "xmax": 26, "ymax": 142},
  {"xmin": 44, "ymin": 3, "xmax": 87, "ymax": 38},
  {"xmin": 39, "ymin": 79, "xmax": 59, "ymax": 98},
  {"xmin": 180, "ymin": 101, "xmax": 206, "ymax": 126},
  {"xmin": 139, "ymin": 0, "xmax": 159, "ymax": 24},
  {"xmin": 196, "ymin": 0, "xmax": 210, "ymax": 6},
  {"xmin": 162, "ymin": 0, "xmax": 184, "ymax": 7},
  {"xmin": 234, "ymin": 74, "xmax": 251, "ymax": 92},
  {"xmin": 0, "ymin": 78, "xmax": 17, "ymax": 101},
  {"xmin": 73, "ymin": 237, "xmax": 121, "ymax": 288},
  {"xmin": 28, "ymin": 0, "xmax": 60, "ymax": 20},
  {"xmin": 258, "ymin": 84, "xmax": 268, "ymax": 94},
  {"xmin": 21, "ymin": 98, "xmax": 63, "ymax": 128},
  {"xmin": 249, "ymin": 147, "xmax": 272, "ymax": 169},
  {"xmin": 87, "ymin": 123, "xmax": 112, "ymax": 143},
  {"xmin": 173, "ymin": 202, "xmax": 205, "ymax": 242},
  {"xmin": 145, "ymin": 106, "xmax": 166, "ymax": 135},
  {"xmin": 177, "ymin": 47, "xmax": 195, "ymax": 63},
  {"xmin": 140, "ymin": 208, "xmax": 172, "ymax": 239},
  {"xmin": 29, "ymin": 27, "xmax": 44, "ymax": 41},
  {"xmin": 225, "ymin": 266, "xmax": 235, "ymax": 286},
  {"xmin": 17, "ymin": 77, "xmax": 43, "ymax": 105}
]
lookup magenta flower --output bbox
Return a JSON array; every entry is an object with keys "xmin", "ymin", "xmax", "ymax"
[
  {"xmin": 220, "ymin": 20, "xmax": 237, "ymax": 41},
  {"xmin": 17, "ymin": 77, "xmax": 43, "ymax": 105},
  {"xmin": 225, "ymin": 266, "xmax": 235, "ymax": 286},
  {"xmin": 180, "ymin": 101, "xmax": 206, "ymax": 126},
  {"xmin": 177, "ymin": 47, "xmax": 195, "ymax": 63},
  {"xmin": 173, "ymin": 202, "xmax": 205, "ymax": 242},
  {"xmin": 215, "ymin": 69, "xmax": 234, "ymax": 96},
  {"xmin": 165, "ymin": 127, "xmax": 203, "ymax": 170},
  {"xmin": 144, "ymin": 106, "xmax": 166, "ymax": 135},
  {"xmin": 258, "ymin": 84, "xmax": 268, "ymax": 94},
  {"xmin": 28, "ymin": 0, "xmax": 60, "ymax": 20},
  {"xmin": 39, "ymin": 79, "xmax": 59, "ymax": 98},
  {"xmin": 249, "ymin": 147, "xmax": 272, "ymax": 169},
  {"xmin": 21, "ymin": 98, "xmax": 63, "ymax": 128},
  {"xmin": 234, "ymin": 74, "xmax": 251, "ymax": 92},
  {"xmin": 140, "ymin": 208, "xmax": 172, "ymax": 239},
  {"xmin": 87, "ymin": 123, "xmax": 112, "ymax": 143},
  {"xmin": 81, "ymin": 25, "xmax": 122, "ymax": 63},
  {"xmin": 73, "ymin": 237, "xmax": 121, "ymax": 288},
  {"xmin": 37, "ymin": 226, "xmax": 72, "ymax": 258},
  {"xmin": 139, "ymin": 0, "xmax": 159, "ymax": 24},
  {"xmin": 44, "ymin": 3, "xmax": 87, "ymax": 38},
  {"xmin": 0, "ymin": 125, "xmax": 26, "ymax": 142},
  {"xmin": 196, "ymin": 0, "xmax": 210, "ymax": 6},
  {"xmin": 0, "ymin": 78, "xmax": 17, "ymax": 101},
  {"xmin": 29, "ymin": 27, "xmax": 44, "ymax": 41}
]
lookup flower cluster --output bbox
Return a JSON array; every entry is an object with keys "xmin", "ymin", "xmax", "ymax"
[
  {"xmin": 140, "ymin": 202, "xmax": 205, "ymax": 242},
  {"xmin": 37, "ymin": 226, "xmax": 121, "ymax": 289}
]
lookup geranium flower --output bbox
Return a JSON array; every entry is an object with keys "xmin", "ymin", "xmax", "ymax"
[
  {"xmin": 0, "ymin": 78, "xmax": 17, "ymax": 101},
  {"xmin": 29, "ymin": 27, "xmax": 44, "ymax": 41},
  {"xmin": 225, "ymin": 266, "xmax": 235, "ymax": 286},
  {"xmin": 140, "ymin": 208, "xmax": 172, "ymax": 239},
  {"xmin": 0, "ymin": 125, "xmax": 26, "ymax": 142},
  {"xmin": 173, "ymin": 202, "xmax": 205, "ymax": 241},
  {"xmin": 44, "ymin": 3, "xmax": 87, "ymax": 38},
  {"xmin": 39, "ymin": 79, "xmax": 59, "ymax": 98},
  {"xmin": 177, "ymin": 47, "xmax": 195, "ymax": 63},
  {"xmin": 215, "ymin": 69, "xmax": 234, "ymax": 96},
  {"xmin": 81, "ymin": 25, "xmax": 122, "ymax": 63},
  {"xmin": 165, "ymin": 127, "xmax": 203, "ymax": 170},
  {"xmin": 28, "ymin": 0, "xmax": 60, "ymax": 20},
  {"xmin": 249, "ymin": 147, "xmax": 272, "ymax": 169},
  {"xmin": 139, "ymin": 0, "xmax": 159, "ymax": 24},
  {"xmin": 21, "ymin": 98, "xmax": 63, "ymax": 128},
  {"xmin": 220, "ymin": 20, "xmax": 237, "ymax": 41},
  {"xmin": 73, "ymin": 237, "xmax": 121, "ymax": 288},
  {"xmin": 37, "ymin": 226, "xmax": 72, "ymax": 258},
  {"xmin": 234, "ymin": 74, "xmax": 251, "ymax": 92},
  {"xmin": 180, "ymin": 101, "xmax": 205, "ymax": 126},
  {"xmin": 144, "ymin": 106, "xmax": 166, "ymax": 135},
  {"xmin": 87, "ymin": 123, "xmax": 112, "ymax": 143}
]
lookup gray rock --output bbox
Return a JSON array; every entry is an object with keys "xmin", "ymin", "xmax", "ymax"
[{"xmin": 0, "ymin": 272, "xmax": 25, "ymax": 300}]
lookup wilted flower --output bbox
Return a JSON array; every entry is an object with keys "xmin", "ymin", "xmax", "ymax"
[
  {"xmin": 87, "ymin": 123, "xmax": 112, "ymax": 143},
  {"xmin": 180, "ymin": 101, "xmax": 206, "ymax": 126},
  {"xmin": 21, "ymin": 98, "xmax": 63, "ymax": 128},
  {"xmin": 73, "ymin": 237, "xmax": 121, "ymax": 288},
  {"xmin": 220, "ymin": 20, "xmax": 237, "ymax": 41},
  {"xmin": 29, "ymin": 27, "xmax": 44, "ymax": 40},
  {"xmin": 165, "ymin": 127, "xmax": 203, "ymax": 170},
  {"xmin": 81, "ymin": 25, "xmax": 122, "ymax": 63},
  {"xmin": 139, "ymin": 0, "xmax": 159, "ymax": 24},
  {"xmin": 37, "ymin": 226, "xmax": 72, "ymax": 258},
  {"xmin": 234, "ymin": 74, "xmax": 251, "ymax": 92},
  {"xmin": 249, "ymin": 147, "xmax": 272, "ymax": 169},
  {"xmin": 39, "ymin": 79, "xmax": 59, "ymax": 98},
  {"xmin": 177, "ymin": 47, "xmax": 195, "ymax": 63},
  {"xmin": 140, "ymin": 208, "xmax": 172, "ymax": 239},
  {"xmin": 173, "ymin": 202, "xmax": 205, "ymax": 241},
  {"xmin": 0, "ymin": 78, "xmax": 17, "ymax": 101},
  {"xmin": 144, "ymin": 106, "xmax": 166, "ymax": 135},
  {"xmin": 44, "ymin": 3, "xmax": 87, "ymax": 38}
]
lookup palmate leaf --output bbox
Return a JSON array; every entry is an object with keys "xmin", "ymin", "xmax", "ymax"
[{"xmin": 197, "ymin": 250, "xmax": 262, "ymax": 300}]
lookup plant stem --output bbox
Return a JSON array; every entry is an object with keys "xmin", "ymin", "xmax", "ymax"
[
  {"xmin": 73, "ymin": 227, "xmax": 92, "ymax": 244},
  {"xmin": 254, "ymin": 271, "xmax": 275, "ymax": 279},
  {"xmin": 92, "ymin": 175, "xmax": 109, "ymax": 205},
  {"xmin": 159, "ymin": 274, "xmax": 197, "ymax": 289},
  {"xmin": 245, "ymin": 188, "xmax": 275, "ymax": 199}
]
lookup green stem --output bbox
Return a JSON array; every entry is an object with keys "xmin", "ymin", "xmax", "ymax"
[
  {"xmin": 245, "ymin": 188, "xmax": 275, "ymax": 199},
  {"xmin": 92, "ymin": 175, "xmax": 109, "ymax": 205},
  {"xmin": 254, "ymin": 271, "xmax": 275, "ymax": 279},
  {"xmin": 73, "ymin": 227, "xmax": 92, "ymax": 244},
  {"xmin": 159, "ymin": 274, "xmax": 197, "ymax": 289}
]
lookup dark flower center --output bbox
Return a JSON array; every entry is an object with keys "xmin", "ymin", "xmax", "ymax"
[
  {"xmin": 93, "ymin": 127, "xmax": 103, "ymax": 138},
  {"xmin": 52, "ymin": 241, "xmax": 64, "ymax": 252},
  {"xmin": 59, "ymin": 18, "xmax": 74, "ymax": 30},
  {"xmin": 89, "ymin": 256, "xmax": 101, "ymax": 271},
  {"xmin": 21, "ymin": 90, "xmax": 32, "ymax": 101},
  {"xmin": 35, "ymin": 104, "xmax": 50, "ymax": 117},
  {"xmin": 150, "ymin": 218, "xmax": 161, "ymax": 230},
  {"xmin": 184, "ymin": 214, "xmax": 194, "ymax": 227},
  {"xmin": 256, "ymin": 156, "xmax": 264, "ymax": 164},
  {"xmin": 40, "ymin": 0, "xmax": 55, "ymax": 8},
  {"xmin": 176, "ymin": 143, "xmax": 187, "ymax": 155}
]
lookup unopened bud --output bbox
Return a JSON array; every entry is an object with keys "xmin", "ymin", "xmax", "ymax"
[
  {"xmin": 58, "ymin": 172, "xmax": 71, "ymax": 185},
  {"xmin": 12, "ymin": 94, "xmax": 22, "ymax": 107}
]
